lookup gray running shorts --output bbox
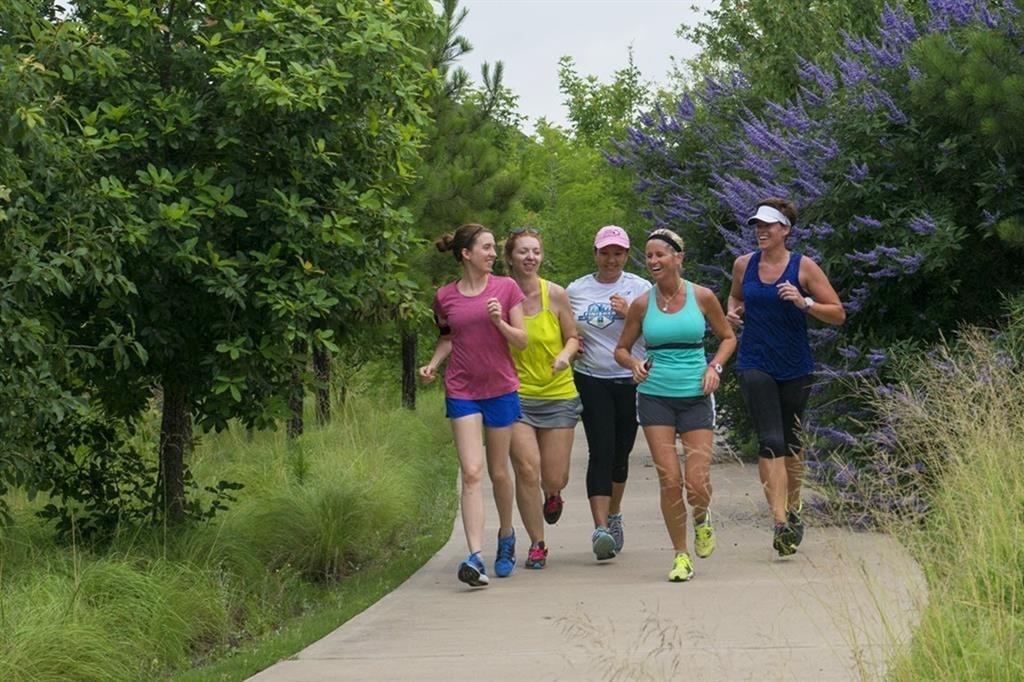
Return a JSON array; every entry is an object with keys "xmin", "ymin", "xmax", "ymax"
[
  {"xmin": 518, "ymin": 396, "xmax": 583, "ymax": 429},
  {"xmin": 636, "ymin": 393, "xmax": 715, "ymax": 433}
]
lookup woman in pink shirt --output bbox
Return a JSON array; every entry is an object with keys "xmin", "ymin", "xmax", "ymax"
[{"xmin": 419, "ymin": 223, "xmax": 528, "ymax": 587}]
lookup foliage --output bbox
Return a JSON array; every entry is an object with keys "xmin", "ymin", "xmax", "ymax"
[
  {"xmin": 677, "ymin": 0, "xmax": 925, "ymax": 99},
  {"xmin": 1, "ymin": 0, "xmax": 439, "ymax": 525},
  {"xmin": 866, "ymin": 325, "xmax": 1024, "ymax": 680},
  {"xmin": 613, "ymin": 0, "xmax": 1024, "ymax": 454},
  {"xmin": 0, "ymin": 391, "xmax": 457, "ymax": 681},
  {"xmin": 558, "ymin": 48, "xmax": 651, "ymax": 147}
]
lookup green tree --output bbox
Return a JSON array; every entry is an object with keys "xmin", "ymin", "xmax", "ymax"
[
  {"xmin": 5, "ymin": 0, "xmax": 438, "ymax": 525},
  {"xmin": 398, "ymin": 0, "xmax": 525, "ymax": 409},
  {"xmin": 678, "ymin": 0, "xmax": 925, "ymax": 100}
]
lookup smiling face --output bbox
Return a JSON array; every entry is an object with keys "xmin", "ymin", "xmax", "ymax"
[
  {"xmin": 508, "ymin": 235, "xmax": 542, "ymax": 277},
  {"xmin": 645, "ymin": 239, "xmax": 683, "ymax": 281},
  {"xmin": 461, "ymin": 230, "xmax": 497, "ymax": 274},
  {"xmin": 594, "ymin": 245, "xmax": 627, "ymax": 282},
  {"xmin": 754, "ymin": 220, "xmax": 790, "ymax": 251}
]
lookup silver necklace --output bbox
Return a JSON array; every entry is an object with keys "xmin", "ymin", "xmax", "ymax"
[{"xmin": 659, "ymin": 278, "xmax": 682, "ymax": 312}]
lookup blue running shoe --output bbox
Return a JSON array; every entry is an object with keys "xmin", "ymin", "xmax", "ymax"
[
  {"xmin": 457, "ymin": 552, "xmax": 489, "ymax": 587},
  {"xmin": 495, "ymin": 530, "xmax": 516, "ymax": 577}
]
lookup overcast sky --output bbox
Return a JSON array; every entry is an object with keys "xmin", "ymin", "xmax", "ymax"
[{"xmin": 457, "ymin": 0, "xmax": 715, "ymax": 132}]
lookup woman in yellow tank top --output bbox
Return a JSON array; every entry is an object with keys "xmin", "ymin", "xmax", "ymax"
[{"xmin": 504, "ymin": 228, "xmax": 581, "ymax": 570}]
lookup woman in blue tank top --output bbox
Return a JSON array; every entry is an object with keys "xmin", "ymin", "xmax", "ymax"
[
  {"xmin": 614, "ymin": 229, "xmax": 736, "ymax": 583},
  {"xmin": 727, "ymin": 198, "xmax": 845, "ymax": 557}
]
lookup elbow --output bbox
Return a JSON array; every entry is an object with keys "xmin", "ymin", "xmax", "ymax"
[
  {"xmin": 835, "ymin": 307, "xmax": 847, "ymax": 326},
  {"xmin": 513, "ymin": 335, "xmax": 528, "ymax": 351}
]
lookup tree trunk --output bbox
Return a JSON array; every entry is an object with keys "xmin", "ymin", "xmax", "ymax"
[
  {"xmin": 401, "ymin": 326, "xmax": 417, "ymax": 410},
  {"xmin": 313, "ymin": 342, "xmax": 331, "ymax": 425},
  {"xmin": 287, "ymin": 339, "xmax": 308, "ymax": 439},
  {"xmin": 158, "ymin": 377, "xmax": 190, "ymax": 524}
]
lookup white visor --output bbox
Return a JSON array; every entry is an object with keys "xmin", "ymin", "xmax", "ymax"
[{"xmin": 746, "ymin": 205, "xmax": 791, "ymax": 227}]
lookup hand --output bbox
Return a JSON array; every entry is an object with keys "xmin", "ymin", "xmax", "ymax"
[
  {"xmin": 486, "ymin": 297, "xmax": 503, "ymax": 324},
  {"xmin": 631, "ymin": 358, "xmax": 650, "ymax": 384},
  {"xmin": 776, "ymin": 281, "xmax": 806, "ymax": 309},
  {"xmin": 552, "ymin": 352, "xmax": 571, "ymax": 373},
  {"xmin": 726, "ymin": 304, "xmax": 744, "ymax": 328},
  {"xmin": 418, "ymin": 364, "xmax": 437, "ymax": 383},
  {"xmin": 701, "ymin": 365, "xmax": 721, "ymax": 395},
  {"xmin": 609, "ymin": 293, "xmax": 628, "ymax": 318},
  {"xmin": 576, "ymin": 336, "xmax": 586, "ymax": 356}
]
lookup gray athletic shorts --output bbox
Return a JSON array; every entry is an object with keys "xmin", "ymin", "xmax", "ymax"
[
  {"xmin": 518, "ymin": 396, "xmax": 583, "ymax": 429},
  {"xmin": 636, "ymin": 393, "xmax": 715, "ymax": 432}
]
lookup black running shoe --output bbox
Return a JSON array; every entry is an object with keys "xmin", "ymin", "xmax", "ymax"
[{"xmin": 787, "ymin": 503, "xmax": 805, "ymax": 547}]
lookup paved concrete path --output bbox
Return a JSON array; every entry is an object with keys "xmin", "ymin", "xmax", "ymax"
[{"xmin": 251, "ymin": 427, "xmax": 924, "ymax": 681}]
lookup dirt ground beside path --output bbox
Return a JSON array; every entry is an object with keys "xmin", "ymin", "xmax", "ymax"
[{"xmin": 250, "ymin": 426, "xmax": 924, "ymax": 681}]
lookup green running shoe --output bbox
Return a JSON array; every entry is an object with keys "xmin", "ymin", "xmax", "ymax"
[{"xmin": 668, "ymin": 552, "xmax": 694, "ymax": 582}]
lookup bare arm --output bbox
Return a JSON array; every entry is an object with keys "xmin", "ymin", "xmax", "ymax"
[
  {"xmin": 490, "ymin": 298, "xmax": 528, "ymax": 350},
  {"xmin": 614, "ymin": 293, "xmax": 650, "ymax": 383},
  {"xmin": 727, "ymin": 254, "xmax": 750, "ymax": 328},
  {"xmin": 780, "ymin": 258, "xmax": 845, "ymax": 325},
  {"xmin": 550, "ymin": 284, "xmax": 579, "ymax": 372},
  {"xmin": 419, "ymin": 336, "xmax": 452, "ymax": 383},
  {"xmin": 697, "ymin": 285, "xmax": 737, "ymax": 395}
]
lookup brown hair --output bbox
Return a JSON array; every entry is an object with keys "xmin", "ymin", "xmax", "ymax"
[
  {"xmin": 503, "ymin": 227, "xmax": 542, "ymax": 269},
  {"xmin": 435, "ymin": 223, "xmax": 490, "ymax": 262},
  {"xmin": 756, "ymin": 197, "xmax": 798, "ymax": 227}
]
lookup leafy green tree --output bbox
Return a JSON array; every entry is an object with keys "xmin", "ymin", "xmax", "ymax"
[
  {"xmin": 678, "ymin": 0, "xmax": 925, "ymax": 100},
  {"xmin": 398, "ymin": 0, "xmax": 525, "ymax": 409},
  {"xmin": 558, "ymin": 48, "xmax": 651, "ymax": 147},
  {"xmin": 5, "ymin": 0, "xmax": 438, "ymax": 525}
]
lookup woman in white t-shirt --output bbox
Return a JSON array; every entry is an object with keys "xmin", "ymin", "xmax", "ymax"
[{"xmin": 566, "ymin": 225, "xmax": 650, "ymax": 561}]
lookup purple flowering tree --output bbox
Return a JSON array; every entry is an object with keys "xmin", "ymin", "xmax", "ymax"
[{"xmin": 613, "ymin": 1, "xmax": 1024, "ymax": 521}]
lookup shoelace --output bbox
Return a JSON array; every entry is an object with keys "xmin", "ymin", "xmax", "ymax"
[{"xmin": 497, "ymin": 537, "xmax": 514, "ymax": 561}]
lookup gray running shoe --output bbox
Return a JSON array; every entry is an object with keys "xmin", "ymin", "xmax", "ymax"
[
  {"xmin": 607, "ymin": 513, "xmax": 624, "ymax": 553},
  {"xmin": 592, "ymin": 526, "xmax": 616, "ymax": 561}
]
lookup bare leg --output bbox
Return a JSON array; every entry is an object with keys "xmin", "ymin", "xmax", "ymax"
[
  {"xmin": 759, "ymin": 456, "xmax": 788, "ymax": 524},
  {"xmin": 538, "ymin": 427, "xmax": 574, "ymax": 497},
  {"xmin": 484, "ymin": 425, "xmax": 515, "ymax": 537},
  {"xmin": 785, "ymin": 451, "xmax": 804, "ymax": 510},
  {"xmin": 643, "ymin": 424, "xmax": 687, "ymax": 552},
  {"xmin": 609, "ymin": 481, "xmax": 626, "ymax": 515},
  {"xmin": 510, "ymin": 422, "xmax": 545, "ymax": 545},
  {"xmin": 451, "ymin": 416, "xmax": 487, "ymax": 553},
  {"xmin": 680, "ymin": 429, "xmax": 713, "ymax": 522}
]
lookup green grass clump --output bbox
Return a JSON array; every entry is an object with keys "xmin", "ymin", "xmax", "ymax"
[
  {"xmin": 0, "ymin": 390, "xmax": 456, "ymax": 681},
  {"xmin": 879, "ymin": 330, "xmax": 1023, "ymax": 680}
]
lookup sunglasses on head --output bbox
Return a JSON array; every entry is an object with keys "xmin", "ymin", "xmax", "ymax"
[{"xmin": 509, "ymin": 227, "xmax": 541, "ymax": 236}]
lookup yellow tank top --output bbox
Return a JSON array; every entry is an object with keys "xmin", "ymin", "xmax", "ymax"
[{"xmin": 512, "ymin": 279, "xmax": 579, "ymax": 399}]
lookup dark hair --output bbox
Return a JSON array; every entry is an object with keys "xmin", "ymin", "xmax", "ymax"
[
  {"xmin": 436, "ymin": 223, "xmax": 490, "ymax": 262},
  {"xmin": 756, "ymin": 197, "xmax": 798, "ymax": 227},
  {"xmin": 503, "ymin": 227, "xmax": 542, "ymax": 268}
]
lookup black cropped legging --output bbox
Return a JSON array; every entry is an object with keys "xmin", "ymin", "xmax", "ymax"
[
  {"xmin": 737, "ymin": 369, "xmax": 813, "ymax": 459},
  {"xmin": 574, "ymin": 371, "xmax": 639, "ymax": 498}
]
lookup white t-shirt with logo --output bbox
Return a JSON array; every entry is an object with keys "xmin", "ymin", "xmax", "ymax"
[{"xmin": 567, "ymin": 271, "xmax": 650, "ymax": 379}]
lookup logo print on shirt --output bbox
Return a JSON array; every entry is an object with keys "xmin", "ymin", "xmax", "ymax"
[{"xmin": 578, "ymin": 303, "xmax": 615, "ymax": 329}]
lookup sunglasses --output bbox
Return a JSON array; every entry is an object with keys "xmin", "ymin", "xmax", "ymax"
[{"xmin": 509, "ymin": 227, "xmax": 541, "ymax": 236}]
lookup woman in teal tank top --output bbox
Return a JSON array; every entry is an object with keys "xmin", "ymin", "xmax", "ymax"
[{"xmin": 614, "ymin": 229, "xmax": 736, "ymax": 583}]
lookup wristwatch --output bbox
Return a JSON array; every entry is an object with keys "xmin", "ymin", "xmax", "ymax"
[
  {"xmin": 803, "ymin": 296, "xmax": 815, "ymax": 310},
  {"xmin": 709, "ymin": 361, "xmax": 723, "ymax": 374}
]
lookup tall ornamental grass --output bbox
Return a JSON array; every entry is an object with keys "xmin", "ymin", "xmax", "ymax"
[
  {"xmin": 878, "ymin": 330, "xmax": 1023, "ymax": 680},
  {"xmin": 0, "ymin": 391, "xmax": 456, "ymax": 681}
]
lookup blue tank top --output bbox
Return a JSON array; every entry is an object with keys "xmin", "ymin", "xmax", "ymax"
[
  {"xmin": 639, "ymin": 281, "xmax": 706, "ymax": 398},
  {"xmin": 736, "ymin": 251, "xmax": 814, "ymax": 380}
]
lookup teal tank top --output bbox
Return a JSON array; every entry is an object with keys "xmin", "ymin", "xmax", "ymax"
[{"xmin": 638, "ymin": 280, "xmax": 706, "ymax": 398}]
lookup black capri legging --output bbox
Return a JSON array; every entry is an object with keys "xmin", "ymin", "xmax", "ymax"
[
  {"xmin": 574, "ymin": 371, "xmax": 639, "ymax": 498},
  {"xmin": 737, "ymin": 369, "xmax": 813, "ymax": 459}
]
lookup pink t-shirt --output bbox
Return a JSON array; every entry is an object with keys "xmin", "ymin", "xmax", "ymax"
[{"xmin": 433, "ymin": 275, "xmax": 525, "ymax": 400}]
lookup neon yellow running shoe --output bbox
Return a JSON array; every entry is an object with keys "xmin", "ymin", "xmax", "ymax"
[
  {"xmin": 694, "ymin": 514, "xmax": 716, "ymax": 558},
  {"xmin": 668, "ymin": 552, "xmax": 694, "ymax": 582}
]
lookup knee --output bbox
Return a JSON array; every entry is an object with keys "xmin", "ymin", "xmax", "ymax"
[
  {"xmin": 461, "ymin": 463, "xmax": 485, "ymax": 488},
  {"xmin": 758, "ymin": 438, "xmax": 787, "ymax": 459},
  {"xmin": 512, "ymin": 458, "xmax": 541, "ymax": 487},
  {"xmin": 488, "ymin": 463, "xmax": 513, "ymax": 487}
]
